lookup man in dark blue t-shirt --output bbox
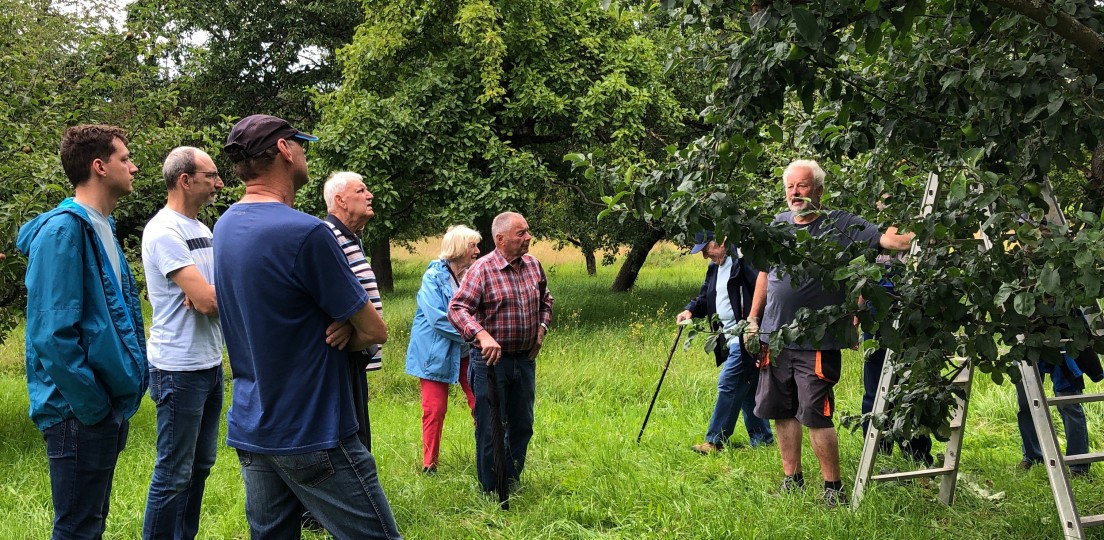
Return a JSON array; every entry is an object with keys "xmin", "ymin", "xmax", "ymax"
[
  {"xmin": 214, "ymin": 115, "xmax": 401, "ymax": 538},
  {"xmin": 745, "ymin": 159, "xmax": 914, "ymax": 508}
]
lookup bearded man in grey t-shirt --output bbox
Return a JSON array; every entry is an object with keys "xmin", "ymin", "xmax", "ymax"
[{"xmin": 744, "ymin": 159, "xmax": 913, "ymax": 507}]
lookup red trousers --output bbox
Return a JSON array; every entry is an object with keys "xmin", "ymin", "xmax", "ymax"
[{"xmin": 420, "ymin": 356, "xmax": 476, "ymax": 468}]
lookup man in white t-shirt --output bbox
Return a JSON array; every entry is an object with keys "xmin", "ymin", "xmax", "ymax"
[{"xmin": 141, "ymin": 146, "xmax": 225, "ymax": 540}]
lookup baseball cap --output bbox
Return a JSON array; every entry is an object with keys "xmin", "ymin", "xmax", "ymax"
[
  {"xmin": 223, "ymin": 114, "xmax": 319, "ymax": 163},
  {"xmin": 689, "ymin": 231, "xmax": 714, "ymax": 254}
]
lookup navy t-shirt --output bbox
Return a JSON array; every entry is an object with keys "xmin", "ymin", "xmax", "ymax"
[
  {"xmin": 761, "ymin": 210, "xmax": 882, "ymax": 351},
  {"xmin": 214, "ymin": 202, "xmax": 370, "ymax": 454}
]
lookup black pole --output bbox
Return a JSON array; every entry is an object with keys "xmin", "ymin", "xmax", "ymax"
[
  {"xmin": 637, "ymin": 324, "xmax": 685, "ymax": 444},
  {"xmin": 485, "ymin": 363, "xmax": 511, "ymax": 509}
]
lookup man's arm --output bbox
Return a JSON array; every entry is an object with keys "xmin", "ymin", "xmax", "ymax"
[
  {"xmin": 448, "ymin": 265, "xmax": 503, "ymax": 364},
  {"xmin": 879, "ymin": 226, "xmax": 915, "ymax": 251},
  {"xmin": 679, "ymin": 268, "xmax": 711, "ymax": 322},
  {"xmin": 168, "ymin": 265, "xmax": 217, "ymax": 316},
  {"xmin": 743, "ymin": 271, "xmax": 769, "ymax": 344},
  {"xmin": 345, "ymin": 300, "xmax": 387, "ymax": 351}
]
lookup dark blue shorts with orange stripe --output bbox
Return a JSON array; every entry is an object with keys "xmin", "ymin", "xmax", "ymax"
[{"xmin": 753, "ymin": 346, "xmax": 842, "ymax": 429}]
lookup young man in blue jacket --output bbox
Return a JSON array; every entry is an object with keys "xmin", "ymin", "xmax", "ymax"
[
  {"xmin": 678, "ymin": 232, "xmax": 773, "ymax": 454},
  {"xmin": 17, "ymin": 124, "xmax": 148, "ymax": 539}
]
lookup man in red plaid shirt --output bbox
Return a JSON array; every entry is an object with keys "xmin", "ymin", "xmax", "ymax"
[{"xmin": 448, "ymin": 211, "xmax": 553, "ymax": 495}]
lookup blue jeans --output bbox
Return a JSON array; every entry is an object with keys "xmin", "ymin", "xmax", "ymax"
[
  {"xmin": 236, "ymin": 435, "xmax": 401, "ymax": 539},
  {"xmin": 469, "ymin": 349, "xmax": 536, "ymax": 493},
  {"xmin": 43, "ymin": 408, "xmax": 129, "ymax": 540},
  {"xmin": 1015, "ymin": 375, "xmax": 1089, "ymax": 474},
  {"xmin": 706, "ymin": 341, "xmax": 773, "ymax": 447},
  {"xmin": 143, "ymin": 366, "xmax": 224, "ymax": 540},
  {"xmin": 861, "ymin": 348, "xmax": 933, "ymax": 465}
]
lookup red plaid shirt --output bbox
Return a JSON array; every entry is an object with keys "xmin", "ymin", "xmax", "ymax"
[{"xmin": 448, "ymin": 249, "xmax": 553, "ymax": 354}]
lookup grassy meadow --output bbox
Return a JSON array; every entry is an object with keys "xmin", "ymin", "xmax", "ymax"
[{"xmin": 0, "ymin": 241, "xmax": 1101, "ymax": 539}]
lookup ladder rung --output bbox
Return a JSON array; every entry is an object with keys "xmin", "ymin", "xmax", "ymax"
[
  {"xmin": 1046, "ymin": 393, "xmax": 1104, "ymax": 407},
  {"xmin": 1064, "ymin": 451, "xmax": 1104, "ymax": 466},
  {"xmin": 871, "ymin": 466, "xmax": 953, "ymax": 482},
  {"xmin": 1082, "ymin": 514, "xmax": 1104, "ymax": 528},
  {"xmin": 952, "ymin": 371, "xmax": 971, "ymax": 384}
]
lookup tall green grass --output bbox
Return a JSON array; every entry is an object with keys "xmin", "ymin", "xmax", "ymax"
[{"xmin": 0, "ymin": 243, "xmax": 1101, "ymax": 538}]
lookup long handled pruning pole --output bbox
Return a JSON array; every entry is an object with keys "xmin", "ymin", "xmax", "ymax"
[
  {"xmin": 637, "ymin": 323, "xmax": 686, "ymax": 444},
  {"xmin": 485, "ymin": 364, "xmax": 511, "ymax": 510}
]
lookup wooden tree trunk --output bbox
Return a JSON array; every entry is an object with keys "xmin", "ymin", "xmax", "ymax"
[
  {"xmin": 583, "ymin": 248, "xmax": 597, "ymax": 276},
  {"xmin": 610, "ymin": 228, "xmax": 664, "ymax": 292},
  {"xmin": 369, "ymin": 238, "xmax": 394, "ymax": 293},
  {"xmin": 474, "ymin": 213, "xmax": 496, "ymax": 259}
]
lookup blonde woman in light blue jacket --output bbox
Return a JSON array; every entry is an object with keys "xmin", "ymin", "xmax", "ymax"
[{"xmin": 405, "ymin": 225, "xmax": 481, "ymax": 473}]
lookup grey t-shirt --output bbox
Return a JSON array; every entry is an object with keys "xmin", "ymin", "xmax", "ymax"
[
  {"xmin": 761, "ymin": 210, "xmax": 882, "ymax": 350},
  {"xmin": 75, "ymin": 201, "xmax": 122, "ymax": 286}
]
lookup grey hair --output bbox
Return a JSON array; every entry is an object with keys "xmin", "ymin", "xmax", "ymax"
[
  {"xmin": 438, "ymin": 225, "xmax": 482, "ymax": 261},
  {"xmin": 162, "ymin": 146, "xmax": 199, "ymax": 190},
  {"xmin": 324, "ymin": 171, "xmax": 363, "ymax": 211},
  {"xmin": 783, "ymin": 159, "xmax": 826, "ymax": 191},
  {"xmin": 491, "ymin": 211, "xmax": 523, "ymax": 239}
]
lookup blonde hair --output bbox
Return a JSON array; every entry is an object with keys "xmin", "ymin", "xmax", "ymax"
[{"xmin": 438, "ymin": 225, "xmax": 482, "ymax": 261}]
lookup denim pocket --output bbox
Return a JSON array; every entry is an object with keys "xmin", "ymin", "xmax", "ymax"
[
  {"xmin": 237, "ymin": 449, "xmax": 253, "ymax": 467},
  {"xmin": 43, "ymin": 420, "xmax": 69, "ymax": 459},
  {"xmin": 148, "ymin": 369, "xmax": 173, "ymax": 405},
  {"xmin": 273, "ymin": 451, "xmax": 336, "ymax": 487}
]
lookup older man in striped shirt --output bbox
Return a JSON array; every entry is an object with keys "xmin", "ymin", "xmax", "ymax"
[
  {"xmin": 448, "ymin": 211, "xmax": 554, "ymax": 495},
  {"xmin": 323, "ymin": 171, "xmax": 383, "ymax": 450}
]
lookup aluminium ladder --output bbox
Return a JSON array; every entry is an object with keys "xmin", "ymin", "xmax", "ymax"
[
  {"xmin": 851, "ymin": 174, "xmax": 1104, "ymax": 539},
  {"xmin": 852, "ymin": 172, "xmax": 978, "ymax": 507}
]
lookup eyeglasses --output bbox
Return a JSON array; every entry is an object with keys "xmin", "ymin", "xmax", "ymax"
[{"xmin": 185, "ymin": 171, "xmax": 222, "ymax": 180}]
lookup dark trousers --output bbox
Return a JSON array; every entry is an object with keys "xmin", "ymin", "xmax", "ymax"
[
  {"xmin": 469, "ymin": 349, "xmax": 536, "ymax": 493},
  {"xmin": 43, "ymin": 409, "xmax": 129, "ymax": 540},
  {"xmin": 862, "ymin": 348, "xmax": 934, "ymax": 465}
]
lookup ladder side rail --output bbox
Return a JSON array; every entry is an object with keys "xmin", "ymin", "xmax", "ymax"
[
  {"xmin": 852, "ymin": 172, "xmax": 949, "ymax": 508},
  {"xmin": 851, "ymin": 350, "xmax": 897, "ymax": 507},
  {"xmin": 1018, "ymin": 359, "xmax": 1084, "ymax": 539}
]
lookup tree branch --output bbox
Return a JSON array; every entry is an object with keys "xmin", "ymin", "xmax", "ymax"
[{"xmin": 989, "ymin": 0, "xmax": 1104, "ymax": 79}]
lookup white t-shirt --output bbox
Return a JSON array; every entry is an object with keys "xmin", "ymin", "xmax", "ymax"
[{"xmin": 141, "ymin": 207, "xmax": 224, "ymax": 370}]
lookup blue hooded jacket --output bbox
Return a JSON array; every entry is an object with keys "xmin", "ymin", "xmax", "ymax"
[
  {"xmin": 16, "ymin": 198, "xmax": 148, "ymax": 430},
  {"xmin": 406, "ymin": 259, "xmax": 466, "ymax": 383}
]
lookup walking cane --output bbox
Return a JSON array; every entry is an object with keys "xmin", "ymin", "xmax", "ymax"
[
  {"xmin": 485, "ymin": 362, "xmax": 511, "ymax": 510},
  {"xmin": 637, "ymin": 322, "xmax": 687, "ymax": 444}
]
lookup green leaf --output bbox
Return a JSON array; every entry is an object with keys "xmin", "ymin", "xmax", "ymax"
[
  {"xmin": 864, "ymin": 26, "xmax": 882, "ymax": 54},
  {"xmin": 768, "ymin": 124, "xmax": 783, "ymax": 142},
  {"xmin": 1013, "ymin": 292, "xmax": 1035, "ymax": 317},
  {"xmin": 994, "ymin": 282, "xmax": 1015, "ymax": 307},
  {"xmin": 1039, "ymin": 266, "xmax": 1060, "ymax": 294},
  {"xmin": 791, "ymin": 7, "xmax": 821, "ymax": 43}
]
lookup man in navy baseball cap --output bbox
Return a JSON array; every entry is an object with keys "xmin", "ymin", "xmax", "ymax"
[{"xmin": 223, "ymin": 114, "xmax": 318, "ymax": 163}]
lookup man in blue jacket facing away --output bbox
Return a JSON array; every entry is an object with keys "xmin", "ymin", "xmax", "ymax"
[
  {"xmin": 17, "ymin": 124, "xmax": 148, "ymax": 539},
  {"xmin": 678, "ymin": 232, "xmax": 773, "ymax": 454}
]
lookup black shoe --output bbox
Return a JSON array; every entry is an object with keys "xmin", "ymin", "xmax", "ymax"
[
  {"xmin": 822, "ymin": 487, "xmax": 849, "ymax": 508},
  {"xmin": 779, "ymin": 473, "xmax": 805, "ymax": 494},
  {"xmin": 422, "ymin": 465, "xmax": 437, "ymax": 475},
  {"xmin": 1017, "ymin": 458, "xmax": 1042, "ymax": 471}
]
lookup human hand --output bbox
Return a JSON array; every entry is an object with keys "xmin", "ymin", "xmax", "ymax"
[
  {"xmin": 477, "ymin": 331, "xmax": 502, "ymax": 365},
  {"xmin": 529, "ymin": 326, "xmax": 546, "ymax": 359},
  {"xmin": 325, "ymin": 320, "xmax": 355, "ymax": 350},
  {"xmin": 676, "ymin": 310, "xmax": 693, "ymax": 324},
  {"xmin": 743, "ymin": 316, "xmax": 760, "ymax": 348}
]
